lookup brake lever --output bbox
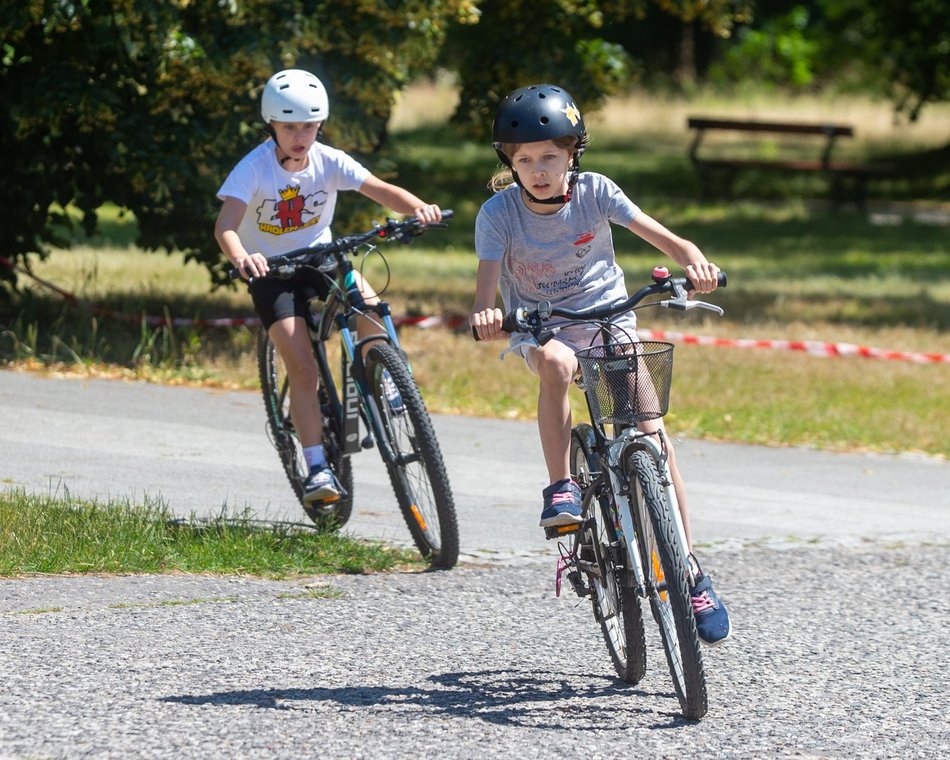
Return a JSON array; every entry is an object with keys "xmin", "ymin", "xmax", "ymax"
[
  {"xmin": 660, "ymin": 297, "xmax": 724, "ymax": 315},
  {"xmin": 661, "ymin": 278, "xmax": 724, "ymax": 314}
]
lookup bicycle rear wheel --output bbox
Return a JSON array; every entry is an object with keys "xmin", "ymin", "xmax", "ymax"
[
  {"xmin": 257, "ymin": 330, "xmax": 353, "ymax": 529},
  {"xmin": 364, "ymin": 342, "xmax": 459, "ymax": 569},
  {"xmin": 626, "ymin": 448, "xmax": 707, "ymax": 720},
  {"xmin": 571, "ymin": 425, "xmax": 646, "ymax": 684}
]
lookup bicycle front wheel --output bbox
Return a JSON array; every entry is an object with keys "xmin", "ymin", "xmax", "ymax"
[
  {"xmin": 626, "ymin": 448, "xmax": 707, "ymax": 720},
  {"xmin": 257, "ymin": 329, "xmax": 353, "ymax": 530},
  {"xmin": 364, "ymin": 342, "xmax": 459, "ymax": 569},
  {"xmin": 571, "ymin": 424, "xmax": 646, "ymax": 684}
]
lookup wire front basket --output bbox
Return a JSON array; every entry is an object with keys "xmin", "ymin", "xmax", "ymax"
[{"xmin": 575, "ymin": 341, "xmax": 674, "ymax": 426}]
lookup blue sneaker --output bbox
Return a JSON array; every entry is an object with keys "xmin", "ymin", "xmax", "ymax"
[
  {"xmin": 539, "ymin": 479, "xmax": 583, "ymax": 528},
  {"xmin": 302, "ymin": 466, "xmax": 342, "ymax": 504},
  {"xmin": 690, "ymin": 570, "xmax": 732, "ymax": 645},
  {"xmin": 381, "ymin": 370, "xmax": 405, "ymax": 415}
]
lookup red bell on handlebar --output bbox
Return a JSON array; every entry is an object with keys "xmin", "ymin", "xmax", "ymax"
[{"xmin": 652, "ymin": 266, "xmax": 670, "ymax": 281}]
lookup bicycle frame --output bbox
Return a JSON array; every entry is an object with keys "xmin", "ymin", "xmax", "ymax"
[{"xmin": 310, "ymin": 257, "xmax": 406, "ymax": 464}]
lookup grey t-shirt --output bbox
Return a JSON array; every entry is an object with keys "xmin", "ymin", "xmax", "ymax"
[{"xmin": 475, "ymin": 172, "xmax": 641, "ymax": 347}]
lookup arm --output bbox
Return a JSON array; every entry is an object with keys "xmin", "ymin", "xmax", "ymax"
[
  {"xmin": 214, "ymin": 196, "xmax": 269, "ymax": 279},
  {"xmin": 359, "ymin": 175, "xmax": 442, "ymax": 224},
  {"xmin": 628, "ymin": 213, "xmax": 720, "ymax": 293},
  {"xmin": 470, "ymin": 259, "xmax": 505, "ymax": 340}
]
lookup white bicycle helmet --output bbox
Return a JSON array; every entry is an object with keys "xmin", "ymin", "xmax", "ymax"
[{"xmin": 261, "ymin": 69, "xmax": 330, "ymax": 124}]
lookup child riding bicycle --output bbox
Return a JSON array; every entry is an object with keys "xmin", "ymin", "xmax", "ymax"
[
  {"xmin": 469, "ymin": 83, "xmax": 731, "ymax": 644},
  {"xmin": 215, "ymin": 69, "xmax": 443, "ymax": 506}
]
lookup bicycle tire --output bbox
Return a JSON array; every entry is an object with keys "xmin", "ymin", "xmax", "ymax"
[
  {"xmin": 364, "ymin": 342, "xmax": 459, "ymax": 569},
  {"xmin": 626, "ymin": 448, "xmax": 707, "ymax": 720},
  {"xmin": 257, "ymin": 330, "xmax": 353, "ymax": 530},
  {"xmin": 571, "ymin": 425, "xmax": 646, "ymax": 684}
]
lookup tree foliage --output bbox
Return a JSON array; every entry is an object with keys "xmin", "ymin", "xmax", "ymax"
[
  {"xmin": 820, "ymin": 0, "xmax": 949, "ymax": 121},
  {"xmin": 0, "ymin": 0, "xmax": 475, "ymax": 297},
  {"xmin": 1, "ymin": 0, "xmax": 945, "ymax": 306},
  {"xmin": 705, "ymin": 0, "xmax": 948, "ymax": 120},
  {"xmin": 441, "ymin": 0, "xmax": 750, "ymax": 139}
]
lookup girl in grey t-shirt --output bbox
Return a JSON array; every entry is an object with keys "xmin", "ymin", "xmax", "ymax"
[{"xmin": 471, "ymin": 84, "xmax": 730, "ymax": 645}]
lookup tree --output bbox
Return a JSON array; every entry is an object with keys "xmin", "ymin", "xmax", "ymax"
[
  {"xmin": 0, "ymin": 0, "xmax": 476, "ymax": 303},
  {"xmin": 440, "ymin": 0, "xmax": 750, "ymax": 138},
  {"xmin": 703, "ymin": 0, "xmax": 948, "ymax": 121},
  {"xmin": 820, "ymin": 0, "xmax": 948, "ymax": 121}
]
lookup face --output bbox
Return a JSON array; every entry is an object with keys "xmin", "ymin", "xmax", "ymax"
[
  {"xmin": 510, "ymin": 140, "xmax": 572, "ymax": 201},
  {"xmin": 271, "ymin": 121, "xmax": 321, "ymax": 161}
]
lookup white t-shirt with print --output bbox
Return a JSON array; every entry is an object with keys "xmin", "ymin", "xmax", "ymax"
[
  {"xmin": 475, "ymin": 172, "xmax": 641, "ymax": 347},
  {"xmin": 217, "ymin": 140, "xmax": 371, "ymax": 257}
]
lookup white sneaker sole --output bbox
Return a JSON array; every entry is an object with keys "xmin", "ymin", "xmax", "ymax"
[{"xmin": 539, "ymin": 513, "xmax": 584, "ymax": 528}]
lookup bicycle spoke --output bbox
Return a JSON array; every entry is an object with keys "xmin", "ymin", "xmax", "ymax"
[{"xmin": 365, "ymin": 343, "xmax": 459, "ymax": 569}]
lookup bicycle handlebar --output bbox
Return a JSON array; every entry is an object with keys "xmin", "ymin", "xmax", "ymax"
[
  {"xmin": 472, "ymin": 268, "xmax": 727, "ymax": 343},
  {"xmin": 229, "ymin": 209, "xmax": 454, "ymax": 281}
]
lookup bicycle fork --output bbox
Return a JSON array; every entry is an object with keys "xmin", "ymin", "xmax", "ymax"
[{"xmin": 610, "ymin": 431, "xmax": 693, "ymax": 594}]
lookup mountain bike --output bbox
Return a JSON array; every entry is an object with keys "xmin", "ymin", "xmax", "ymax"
[
  {"xmin": 235, "ymin": 213, "xmax": 459, "ymax": 569},
  {"xmin": 487, "ymin": 266, "xmax": 726, "ymax": 719}
]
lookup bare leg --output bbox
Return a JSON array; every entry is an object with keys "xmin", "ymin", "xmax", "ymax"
[
  {"xmin": 526, "ymin": 339, "xmax": 577, "ymax": 484},
  {"xmin": 268, "ymin": 315, "xmax": 322, "ymax": 448}
]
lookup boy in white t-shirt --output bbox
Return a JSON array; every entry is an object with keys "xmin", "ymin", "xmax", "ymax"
[{"xmin": 215, "ymin": 69, "xmax": 442, "ymax": 505}]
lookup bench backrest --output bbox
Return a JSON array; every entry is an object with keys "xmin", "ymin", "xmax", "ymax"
[{"xmin": 687, "ymin": 117, "xmax": 854, "ymax": 138}]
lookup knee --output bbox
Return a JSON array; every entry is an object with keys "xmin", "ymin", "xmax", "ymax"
[
  {"xmin": 536, "ymin": 350, "xmax": 575, "ymax": 388},
  {"xmin": 283, "ymin": 352, "xmax": 320, "ymax": 389}
]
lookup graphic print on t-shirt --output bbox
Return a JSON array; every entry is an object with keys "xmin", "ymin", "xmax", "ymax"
[
  {"xmin": 508, "ymin": 253, "xmax": 586, "ymax": 298},
  {"xmin": 573, "ymin": 230, "xmax": 595, "ymax": 258},
  {"xmin": 255, "ymin": 185, "xmax": 329, "ymax": 235}
]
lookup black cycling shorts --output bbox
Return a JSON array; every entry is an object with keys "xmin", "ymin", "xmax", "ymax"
[{"xmin": 247, "ymin": 269, "xmax": 332, "ymax": 330}]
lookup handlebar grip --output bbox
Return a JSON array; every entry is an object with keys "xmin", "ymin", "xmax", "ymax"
[
  {"xmin": 685, "ymin": 271, "xmax": 728, "ymax": 290},
  {"xmin": 471, "ymin": 307, "xmax": 524, "ymax": 341},
  {"xmin": 501, "ymin": 310, "xmax": 523, "ymax": 333}
]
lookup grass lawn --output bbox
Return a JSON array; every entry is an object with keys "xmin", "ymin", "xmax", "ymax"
[{"xmin": 5, "ymin": 86, "xmax": 949, "ymax": 458}]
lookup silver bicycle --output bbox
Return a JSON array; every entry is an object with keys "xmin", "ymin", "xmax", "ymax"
[{"xmin": 494, "ymin": 266, "xmax": 727, "ymax": 719}]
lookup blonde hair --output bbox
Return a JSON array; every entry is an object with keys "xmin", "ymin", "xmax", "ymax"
[{"xmin": 487, "ymin": 134, "xmax": 586, "ymax": 194}]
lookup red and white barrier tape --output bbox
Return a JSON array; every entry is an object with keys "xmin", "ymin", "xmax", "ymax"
[
  {"xmin": 4, "ymin": 256, "xmax": 947, "ymax": 364},
  {"xmin": 637, "ymin": 327, "xmax": 949, "ymax": 365}
]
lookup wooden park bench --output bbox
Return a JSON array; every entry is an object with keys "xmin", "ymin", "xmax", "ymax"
[{"xmin": 686, "ymin": 116, "xmax": 897, "ymax": 207}]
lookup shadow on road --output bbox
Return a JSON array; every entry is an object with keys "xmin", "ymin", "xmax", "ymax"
[{"xmin": 162, "ymin": 668, "xmax": 692, "ymax": 729}]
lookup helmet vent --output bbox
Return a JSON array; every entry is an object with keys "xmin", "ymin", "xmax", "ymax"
[{"xmin": 279, "ymin": 84, "xmax": 290, "ymax": 91}]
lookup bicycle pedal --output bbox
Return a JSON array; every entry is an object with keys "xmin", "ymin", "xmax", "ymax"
[
  {"xmin": 566, "ymin": 570, "xmax": 590, "ymax": 598},
  {"xmin": 544, "ymin": 523, "xmax": 583, "ymax": 540}
]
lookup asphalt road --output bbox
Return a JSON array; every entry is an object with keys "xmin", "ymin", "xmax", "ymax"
[
  {"xmin": 2, "ymin": 370, "xmax": 949, "ymax": 758},
  {"xmin": 3, "ymin": 370, "xmax": 948, "ymax": 558}
]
